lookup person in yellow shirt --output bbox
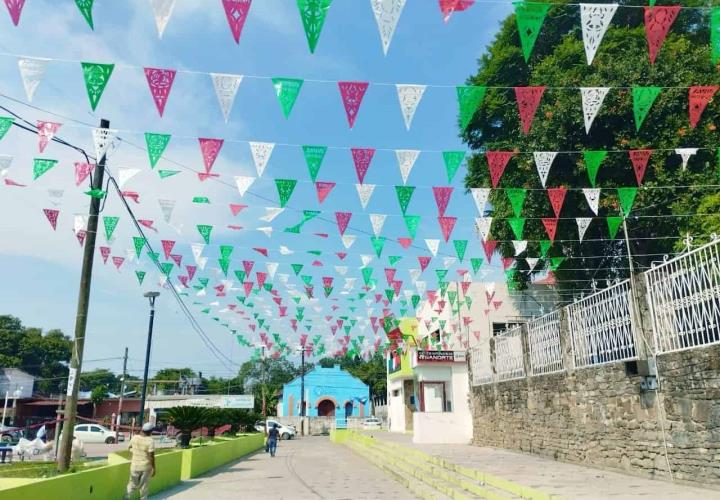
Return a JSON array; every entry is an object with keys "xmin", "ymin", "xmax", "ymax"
[{"xmin": 124, "ymin": 422, "xmax": 156, "ymax": 500}]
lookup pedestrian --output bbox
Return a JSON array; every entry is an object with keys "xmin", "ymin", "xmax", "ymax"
[
  {"xmin": 36, "ymin": 424, "xmax": 46, "ymax": 443},
  {"xmin": 125, "ymin": 422, "xmax": 156, "ymax": 500},
  {"xmin": 267, "ymin": 423, "xmax": 280, "ymax": 457}
]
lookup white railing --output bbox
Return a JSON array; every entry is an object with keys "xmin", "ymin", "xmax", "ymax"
[
  {"xmin": 645, "ymin": 238, "xmax": 720, "ymax": 354},
  {"xmin": 494, "ymin": 326, "xmax": 525, "ymax": 381},
  {"xmin": 527, "ymin": 311, "xmax": 564, "ymax": 376},
  {"xmin": 568, "ymin": 279, "xmax": 637, "ymax": 368},
  {"xmin": 470, "ymin": 340, "xmax": 493, "ymax": 386}
]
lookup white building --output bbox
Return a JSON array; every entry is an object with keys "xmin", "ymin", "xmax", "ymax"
[{"xmin": 0, "ymin": 368, "xmax": 35, "ymax": 398}]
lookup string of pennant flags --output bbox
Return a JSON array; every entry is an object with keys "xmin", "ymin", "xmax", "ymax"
[{"xmin": 3, "ymin": 1, "xmax": 720, "ymax": 66}]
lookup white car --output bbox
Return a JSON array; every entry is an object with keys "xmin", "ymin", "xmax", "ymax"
[
  {"xmin": 362, "ymin": 417, "xmax": 382, "ymax": 429},
  {"xmin": 72, "ymin": 424, "xmax": 124, "ymax": 444},
  {"xmin": 253, "ymin": 420, "xmax": 296, "ymax": 440}
]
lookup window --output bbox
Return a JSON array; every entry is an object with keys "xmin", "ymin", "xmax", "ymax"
[
  {"xmin": 76, "ymin": 425, "xmax": 88, "ymax": 432},
  {"xmin": 90, "ymin": 426, "xmax": 102, "ymax": 433},
  {"xmin": 493, "ymin": 322, "xmax": 524, "ymax": 336},
  {"xmin": 420, "ymin": 382, "xmax": 445, "ymax": 413},
  {"xmin": 392, "ymin": 389, "xmax": 400, "ymax": 397}
]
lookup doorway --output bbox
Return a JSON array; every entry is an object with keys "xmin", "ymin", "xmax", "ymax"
[
  {"xmin": 317, "ymin": 399, "xmax": 336, "ymax": 417},
  {"xmin": 344, "ymin": 402, "xmax": 353, "ymax": 418}
]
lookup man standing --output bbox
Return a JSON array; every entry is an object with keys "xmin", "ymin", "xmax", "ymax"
[
  {"xmin": 125, "ymin": 422, "xmax": 156, "ymax": 500},
  {"xmin": 267, "ymin": 423, "xmax": 280, "ymax": 457}
]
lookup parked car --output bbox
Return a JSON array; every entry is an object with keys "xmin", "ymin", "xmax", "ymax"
[
  {"xmin": 70, "ymin": 424, "xmax": 125, "ymax": 444},
  {"xmin": 253, "ymin": 420, "xmax": 296, "ymax": 440},
  {"xmin": 0, "ymin": 427, "xmax": 23, "ymax": 445},
  {"xmin": 362, "ymin": 417, "xmax": 382, "ymax": 430}
]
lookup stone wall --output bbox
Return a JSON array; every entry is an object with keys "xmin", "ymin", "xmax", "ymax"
[
  {"xmin": 274, "ymin": 416, "xmax": 368, "ymax": 435},
  {"xmin": 471, "ymin": 342, "xmax": 720, "ymax": 486}
]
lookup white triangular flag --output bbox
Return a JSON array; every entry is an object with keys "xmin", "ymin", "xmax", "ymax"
[
  {"xmin": 396, "ymin": 84, "xmax": 426, "ymax": 130},
  {"xmin": 158, "ymin": 199, "xmax": 176, "ymax": 223},
  {"xmin": 117, "ymin": 167, "xmax": 141, "ymax": 188},
  {"xmin": 249, "ymin": 142, "xmax": 274, "ymax": 177},
  {"xmin": 409, "ymin": 268, "xmax": 421, "ymax": 282},
  {"xmin": 335, "ymin": 266, "xmax": 348, "ymax": 276},
  {"xmin": 266, "ymin": 262, "xmax": 279, "ymax": 279},
  {"xmin": 580, "ymin": 3, "xmax": 618, "ymax": 65},
  {"xmin": 443, "ymin": 257, "xmax": 456, "ymax": 269},
  {"xmin": 512, "ymin": 240, "xmax": 528, "ymax": 255},
  {"xmin": 471, "ymin": 188, "xmax": 490, "ymax": 214},
  {"xmin": 675, "ymin": 148, "xmax": 698, "ymax": 170},
  {"xmin": 74, "ymin": 214, "xmax": 89, "ymax": 234},
  {"xmin": 196, "ymin": 256, "xmax": 208, "ymax": 270},
  {"xmin": 191, "ymin": 243, "xmax": 205, "ymax": 262},
  {"xmin": 150, "ymin": 0, "xmax": 176, "ymax": 38},
  {"xmin": 369, "ymin": 213, "xmax": 386, "ymax": 237},
  {"xmin": 395, "ymin": 149, "xmax": 420, "ymax": 185},
  {"xmin": 48, "ymin": 189, "xmax": 63, "ymax": 206},
  {"xmin": 475, "ymin": 217, "xmax": 493, "ymax": 242},
  {"xmin": 342, "ymin": 235, "xmax": 356, "ymax": 249},
  {"xmin": 259, "ymin": 207, "xmax": 284, "ymax": 222},
  {"xmin": 234, "ymin": 176, "xmax": 255, "ymax": 196},
  {"xmin": 533, "ymin": 152, "xmax": 557, "ymax": 188},
  {"xmin": 344, "ymin": 277, "xmax": 356, "ymax": 288},
  {"xmin": 279, "ymin": 246, "xmax": 294, "ymax": 255},
  {"xmin": 580, "ymin": 87, "xmax": 610, "ymax": 133},
  {"xmin": 278, "ymin": 273, "xmax": 290, "ymax": 284},
  {"xmin": 415, "ymin": 280, "xmax": 427, "ymax": 295},
  {"xmin": 0, "ymin": 155, "xmax": 13, "ymax": 177},
  {"xmin": 576, "ymin": 217, "xmax": 592, "ymax": 242},
  {"xmin": 485, "ymin": 282, "xmax": 496, "ymax": 294},
  {"xmin": 526, "ymin": 258, "xmax": 539, "ymax": 271},
  {"xmin": 360, "ymin": 254, "xmax": 374, "ymax": 267},
  {"xmin": 355, "ymin": 183, "xmax": 376, "ymax": 209},
  {"xmin": 211, "ymin": 73, "xmax": 243, "ymax": 122},
  {"xmin": 371, "ymin": 0, "xmax": 406, "ymax": 55},
  {"xmin": 18, "ymin": 58, "xmax": 49, "ymax": 102},
  {"xmin": 582, "ymin": 188, "xmax": 601, "ymax": 215},
  {"xmin": 257, "ymin": 227, "xmax": 273, "ymax": 238},
  {"xmin": 425, "ymin": 239, "xmax": 440, "ymax": 257},
  {"xmin": 92, "ymin": 127, "xmax": 116, "ymax": 161}
]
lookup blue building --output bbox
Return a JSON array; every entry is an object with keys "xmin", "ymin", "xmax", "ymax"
[{"xmin": 278, "ymin": 365, "xmax": 370, "ymax": 418}]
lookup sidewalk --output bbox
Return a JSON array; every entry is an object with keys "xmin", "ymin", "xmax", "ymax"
[
  {"xmin": 153, "ymin": 436, "xmax": 416, "ymax": 500},
  {"xmin": 371, "ymin": 431, "xmax": 720, "ymax": 499}
]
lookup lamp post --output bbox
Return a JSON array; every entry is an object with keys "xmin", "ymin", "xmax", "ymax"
[
  {"xmin": 295, "ymin": 344, "xmax": 312, "ymax": 435},
  {"xmin": 10, "ymin": 387, "xmax": 22, "ymax": 426},
  {"xmin": 138, "ymin": 292, "xmax": 160, "ymax": 426}
]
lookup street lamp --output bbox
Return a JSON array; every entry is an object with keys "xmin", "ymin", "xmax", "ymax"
[
  {"xmin": 138, "ymin": 291, "xmax": 160, "ymax": 426},
  {"xmin": 295, "ymin": 344, "xmax": 313, "ymax": 434}
]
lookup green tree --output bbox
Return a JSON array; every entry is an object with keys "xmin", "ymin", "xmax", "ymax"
[
  {"xmin": 236, "ymin": 358, "xmax": 301, "ymax": 415},
  {"xmin": 80, "ymin": 369, "xmax": 119, "ymax": 393},
  {"xmin": 463, "ymin": 1, "xmax": 720, "ymax": 298},
  {"xmin": 90, "ymin": 385, "xmax": 108, "ymax": 418},
  {"xmin": 153, "ymin": 367, "xmax": 197, "ymax": 392}
]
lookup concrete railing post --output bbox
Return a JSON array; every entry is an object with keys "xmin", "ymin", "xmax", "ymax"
[{"xmin": 558, "ymin": 306, "xmax": 574, "ymax": 374}]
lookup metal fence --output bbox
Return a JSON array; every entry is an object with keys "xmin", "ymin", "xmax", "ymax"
[
  {"xmin": 646, "ymin": 240, "xmax": 720, "ymax": 354},
  {"xmin": 527, "ymin": 311, "xmax": 564, "ymax": 376},
  {"xmin": 494, "ymin": 326, "xmax": 525, "ymax": 381},
  {"xmin": 469, "ymin": 340, "xmax": 493, "ymax": 386}
]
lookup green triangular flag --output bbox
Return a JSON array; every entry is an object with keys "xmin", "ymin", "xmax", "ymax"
[
  {"xmin": 81, "ymin": 62, "xmax": 114, "ymax": 111},
  {"xmin": 301, "ymin": 275, "xmax": 313, "ymax": 286},
  {"xmin": 33, "ymin": 158, "xmax": 58, "ymax": 180},
  {"xmin": 85, "ymin": 188, "xmax": 106, "ymax": 199},
  {"xmin": 607, "ymin": 216, "xmax": 623, "ymax": 239},
  {"xmin": 234, "ymin": 270, "xmax": 246, "ymax": 282},
  {"xmin": 632, "ymin": 87, "xmax": 661, "ymax": 131},
  {"xmin": 158, "ymin": 170, "xmax": 180, "ymax": 179},
  {"xmin": 385, "ymin": 289, "xmax": 395, "ymax": 302},
  {"xmin": 411, "ymin": 295, "xmax": 420, "ymax": 309},
  {"xmin": 291, "ymin": 264, "xmax": 303, "ymax": 275},
  {"xmin": 323, "ymin": 286, "xmax": 333, "ymax": 297},
  {"xmin": 403, "ymin": 215, "xmax": 421, "ymax": 239},
  {"xmin": 275, "ymin": 178, "xmax": 297, "ymax": 208},
  {"xmin": 272, "ymin": 78, "xmax": 304, "ymax": 119},
  {"xmin": 539, "ymin": 240, "xmax": 552, "ymax": 258},
  {"xmin": 292, "ymin": 297, "xmax": 301, "ymax": 304},
  {"xmin": 144, "ymin": 133, "xmax": 171, "ymax": 169},
  {"xmin": 388, "ymin": 256, "xmax": 402, "ymax": 266},
  {"xmin": 362, "ymin": 267, "xmax": 373, "ymax": 285},
  {"xmin": 371, "ymin": 237, "xmax": 386, "ymax": 258},
  {"xmin": 439, "ymin": 319, "xmax": 446, "ymax": 331},
  {"xmin": 103, "ymin": 216, "xmax": 119, "ymax": 241},
  {"xmin": 147, "ymin": 251, "xmax": 160, "ymax": 264},
  {"xmin": 550, "ymin": 257, "xmax": 565, "ymax": 271},
  {"xmin": 302, "ymin": 145, "xmax": 327, "ymax": 181},
  {"xmin": 296, "ymin": 0, "xmax": 332, "ymax": 53},
  {"xmin": 617, "ymin": 187, "xmax": 638, "ymax": 217},
  {"xmin": 456, "ymin": 86, "xmax": 486, "ymax": 131},
  {"xmin": 436, "ymin": 269, "xmax": 448, "ymax": 281},
  {"xmin": 192, "ymin": 197, "xmax": 210, "ymax": 204},
  {"xmin": 442, "ymin": 151, "xmax": 466, "ymax": 183},
  {"xmin": 135, "ymin": 270, "xmax": 146, "ymax": 285},
  {"xmin": 712, "ymin": 8, "xmax": 720, "ymax": 64},
  {"xmin": 465, "ymin": 295, "xmax": 473, "ymax": 308},
  {"xmin": 453, "ymin": 240, "xmax": 468, "ymax": 261},
  {"xmin": 75, "ymin": 0, "xmax": 94, "ymax": 29},
  {"xmin": 506, "ymin": 188, "xmax": 527, "ymax": 217},
  {"xmin": 514, "ymin": 1, "xmax": 550, "ymax": 62},
  {"xmin": 133, "ymin": 237, "xmax": 146, "ymax": 258},
  {"xmin": 307, "ymin": 250, "xmax": 322, "ymax": 256},
  {"xmin": 508, "ymin": 217, "xmax": 526, "ymax": 240},
  {"xmin": 198, "ymin": 277, "xmax": 209, "ymax": 288},
  {"xmin": 471, "ymin": 258, "xmax": 483, "ymax": 274},
  {"xmin": 583, "ymin": 151, "xmax": 607, "ymax": 188},
  {"xmin": 395, "ymin": 186, "xmax": 415, "ymax": 214},
  {"xmin": 220, "ymin": 245, "xmax": 233, "ymax": 260},
  {"xmin": 439, "ymin": 281, "xmax": 448, "ymax": 295},
  {"xmin": 0, "ymin": 117, "xmax": 14, "ymax": 141},
  {"xmin": 264, "ymin": 283, "xmax": 273, "ymax": 293},
  {"xmin": 197, "ymin": 224, "xmax": 213, "ymax": 244},
  {"xmin": 448, "ymin": 291, "xmax": 457, "ymax": 305},
  {"xmin": 160, "ymin": 262, "xmax": 173, "ymax": 276},
  {"xmin": 218, "ymin": 258, "xmax": 230, "ymax": 277}
]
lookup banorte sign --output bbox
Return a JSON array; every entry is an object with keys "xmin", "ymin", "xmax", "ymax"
[{"xmin": 416, "ymin": 350, "xmax": 466, "ymax": 363}]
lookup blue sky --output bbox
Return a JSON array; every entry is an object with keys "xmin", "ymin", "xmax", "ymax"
[{"xmin": 0, "ymin": 0, "xmax": 511, "ymax": 379}]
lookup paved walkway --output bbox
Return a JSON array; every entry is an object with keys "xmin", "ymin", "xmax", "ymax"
[
  {"xmin": 373, "ymin": 431, "xmax": 720, "ymax": 499},
  {"xmin": 153, "ymin": 436, "xmax": 416, "ymax": 500}
]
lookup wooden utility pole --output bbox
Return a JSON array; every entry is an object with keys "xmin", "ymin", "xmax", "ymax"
[
  {"xmin": 58, "ymin": 119, "xmax": 110, "ymax": 472},
  {"xmin": 115, "ymin": 347, "xmax": 128, "ymax": 443}
]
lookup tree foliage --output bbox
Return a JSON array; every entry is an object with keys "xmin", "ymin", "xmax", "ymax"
[
  {"xmin": 318, "ymin": 352, "xmax": 386, "ymax": 397},
  {"xmin": 463, "ymin": 1, "xmax": 720, "ymax": 298}
]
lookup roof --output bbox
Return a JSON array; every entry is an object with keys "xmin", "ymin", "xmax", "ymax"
[
  {"xmin": 284, "ymin": 365, "xmax": 368, "ymax": 389},
  {"xmin": 23, "ymin": 400, "xmax": 91, "ymax": 406}
]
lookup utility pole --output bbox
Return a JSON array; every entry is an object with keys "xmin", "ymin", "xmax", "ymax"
[
  {"xmin": 115, "ymin": 347, "xmax": 128, "ymax": 443},
  {"xmin": 54, "ymin": 382, "xmax": 64, "ymax": 460},
  {"xmin": 139, "ymin": 292, "xmax": 160, "ymax": 426},
  {"xmin": 261, "ymin": 346, "xmax": 267, "ymax": 434},
  {"xmin": 58, "ymin": 118, "xmax": 110, "ymax": 472}
]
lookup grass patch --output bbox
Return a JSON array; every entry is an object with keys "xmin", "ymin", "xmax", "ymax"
[{"xmin": 0, "ymin": 460, "xmax": 103, "ymax": 479}]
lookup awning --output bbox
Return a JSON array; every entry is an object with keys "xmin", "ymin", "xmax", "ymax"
[{"xmin": 24, "ymin": 400, "xmax": 91, "ymax": 406}]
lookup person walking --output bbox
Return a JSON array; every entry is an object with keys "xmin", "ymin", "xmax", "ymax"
[
  {"xmin": 267, "ymin": 423, "xmax": 280, "ymax": 457},
  {"xmin": 125, "ymin": 422, "xmax": 156, "ymax": 500}
]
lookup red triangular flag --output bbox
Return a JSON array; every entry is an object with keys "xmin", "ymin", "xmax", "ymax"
[
  {"xmin": 112, "ymin": 256, "xmax": 125, "ymax": 271},
  {"xmin": 514, "ymin": 86, "xmax": 546, "ymax": 134},
  {"xmin": 351, "ymin": 148, "xmax": 375, "ymax": 184},
  {"xmin": 385, "ymin": 268, "xmax": 397, "ymax": 284},
  {"xmin": 198, "ymin": 138, "xmax": 224, "ymax": 172},
  {"xmin": 335, "ymin": 211, "xmax": 352, "ymax": 236},
  {"xmin": 186, "ymin": 265, "xmax": 197, "ymax": 280},
  {"xmin": 243, "ymin": 281, "xmax": 254, "ymax": 297},
  {"xmin": 689, "ymin": 86, "xmax": 718, "ymax": 129},
  {"xmin": 315, "ymin": 181, "xmax": 336, "ymax": 204},
  {"xmin": 432, "ymin": 186, "xmax": 453, "ymax": 217},
  {"xmin": 482, "ymin": 239, "xmax": 497, "ymax": 263},
  {"xmin": 43, "ymin": 208, "xmax": 59, "ymax": 230},
  {"xmin": 418, "ymin": 256, "xmax": 431, "ymax": 271},
  {"xmin": 438, "ymin": 216, "xmax": 457, "ymax": 242},
  {"xmin": 336, "ymin": 252, "xmax": 347, "ymax": 260},
  {"xmin": 99, "ymin": 246, "xmax": 111, "ymax": 264},
  {"xmin": 253, "ymin": 247, "xmax": 268, "ymax": 257},
  {"xmin": 427, "ymin": 290, "xmax": 437, "ymax": 306},
  {"xmin": 230, "ymin": 203, "xmax": 247, "ymax": 216},
  {"xmin": 170, "ymin": 254, "xmax": 182, "ymax": 267},
  {"xmin": 75, "ymin": 162, "xmax": 94, "ymax": 186},
  {"xmin": 161, "ymin": 240, "xmax": 175, "ymax": 259},
  {"xmin": 542, "ymin": 218, "xmax": 558, "ymax": 242},
  {"xmin": 629, "ymin": 149, "xmax": 652, "ymax": 186},
  {"xmin": 461, "ymin": 281, "xmax": 471, "ymax": 295},
  {"xmin": 502, "ymin": 257, "xmax": 514, "ymax": 271},
  {"xmin": 144, "ymin": 67, "xmax": 177, "ymax": 117},
  {"xmin": 486, "ymin": 151, "xmax": 514, "ymax": 188},
  {"xmin": 4, "ymin": 0, "xmax": 25, "ymax": 26},
  {"xmin": 644, "ymin": 6, "xmax": 681, "ymax": 65},
  {"xmin": 222, "ymin": 0, "xmax": 252, "ymax": 44},
  {"xmin": 242, "ymin": 260, "xmax": 254, "ymax": 275},
  {"xmin": 547, "ymin": 187, "xmax": 567, "ymax": 218},
  {"xmin": 397, "ymin": 237, "xmax": 412, "ymax": 249},
  {"xmin": 256, "ymin": 271, "xmax": 267, "ymax": 290},
  {"xmin": 338, "ymin": 81, "xmax": 369, "ymax": 128}
]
